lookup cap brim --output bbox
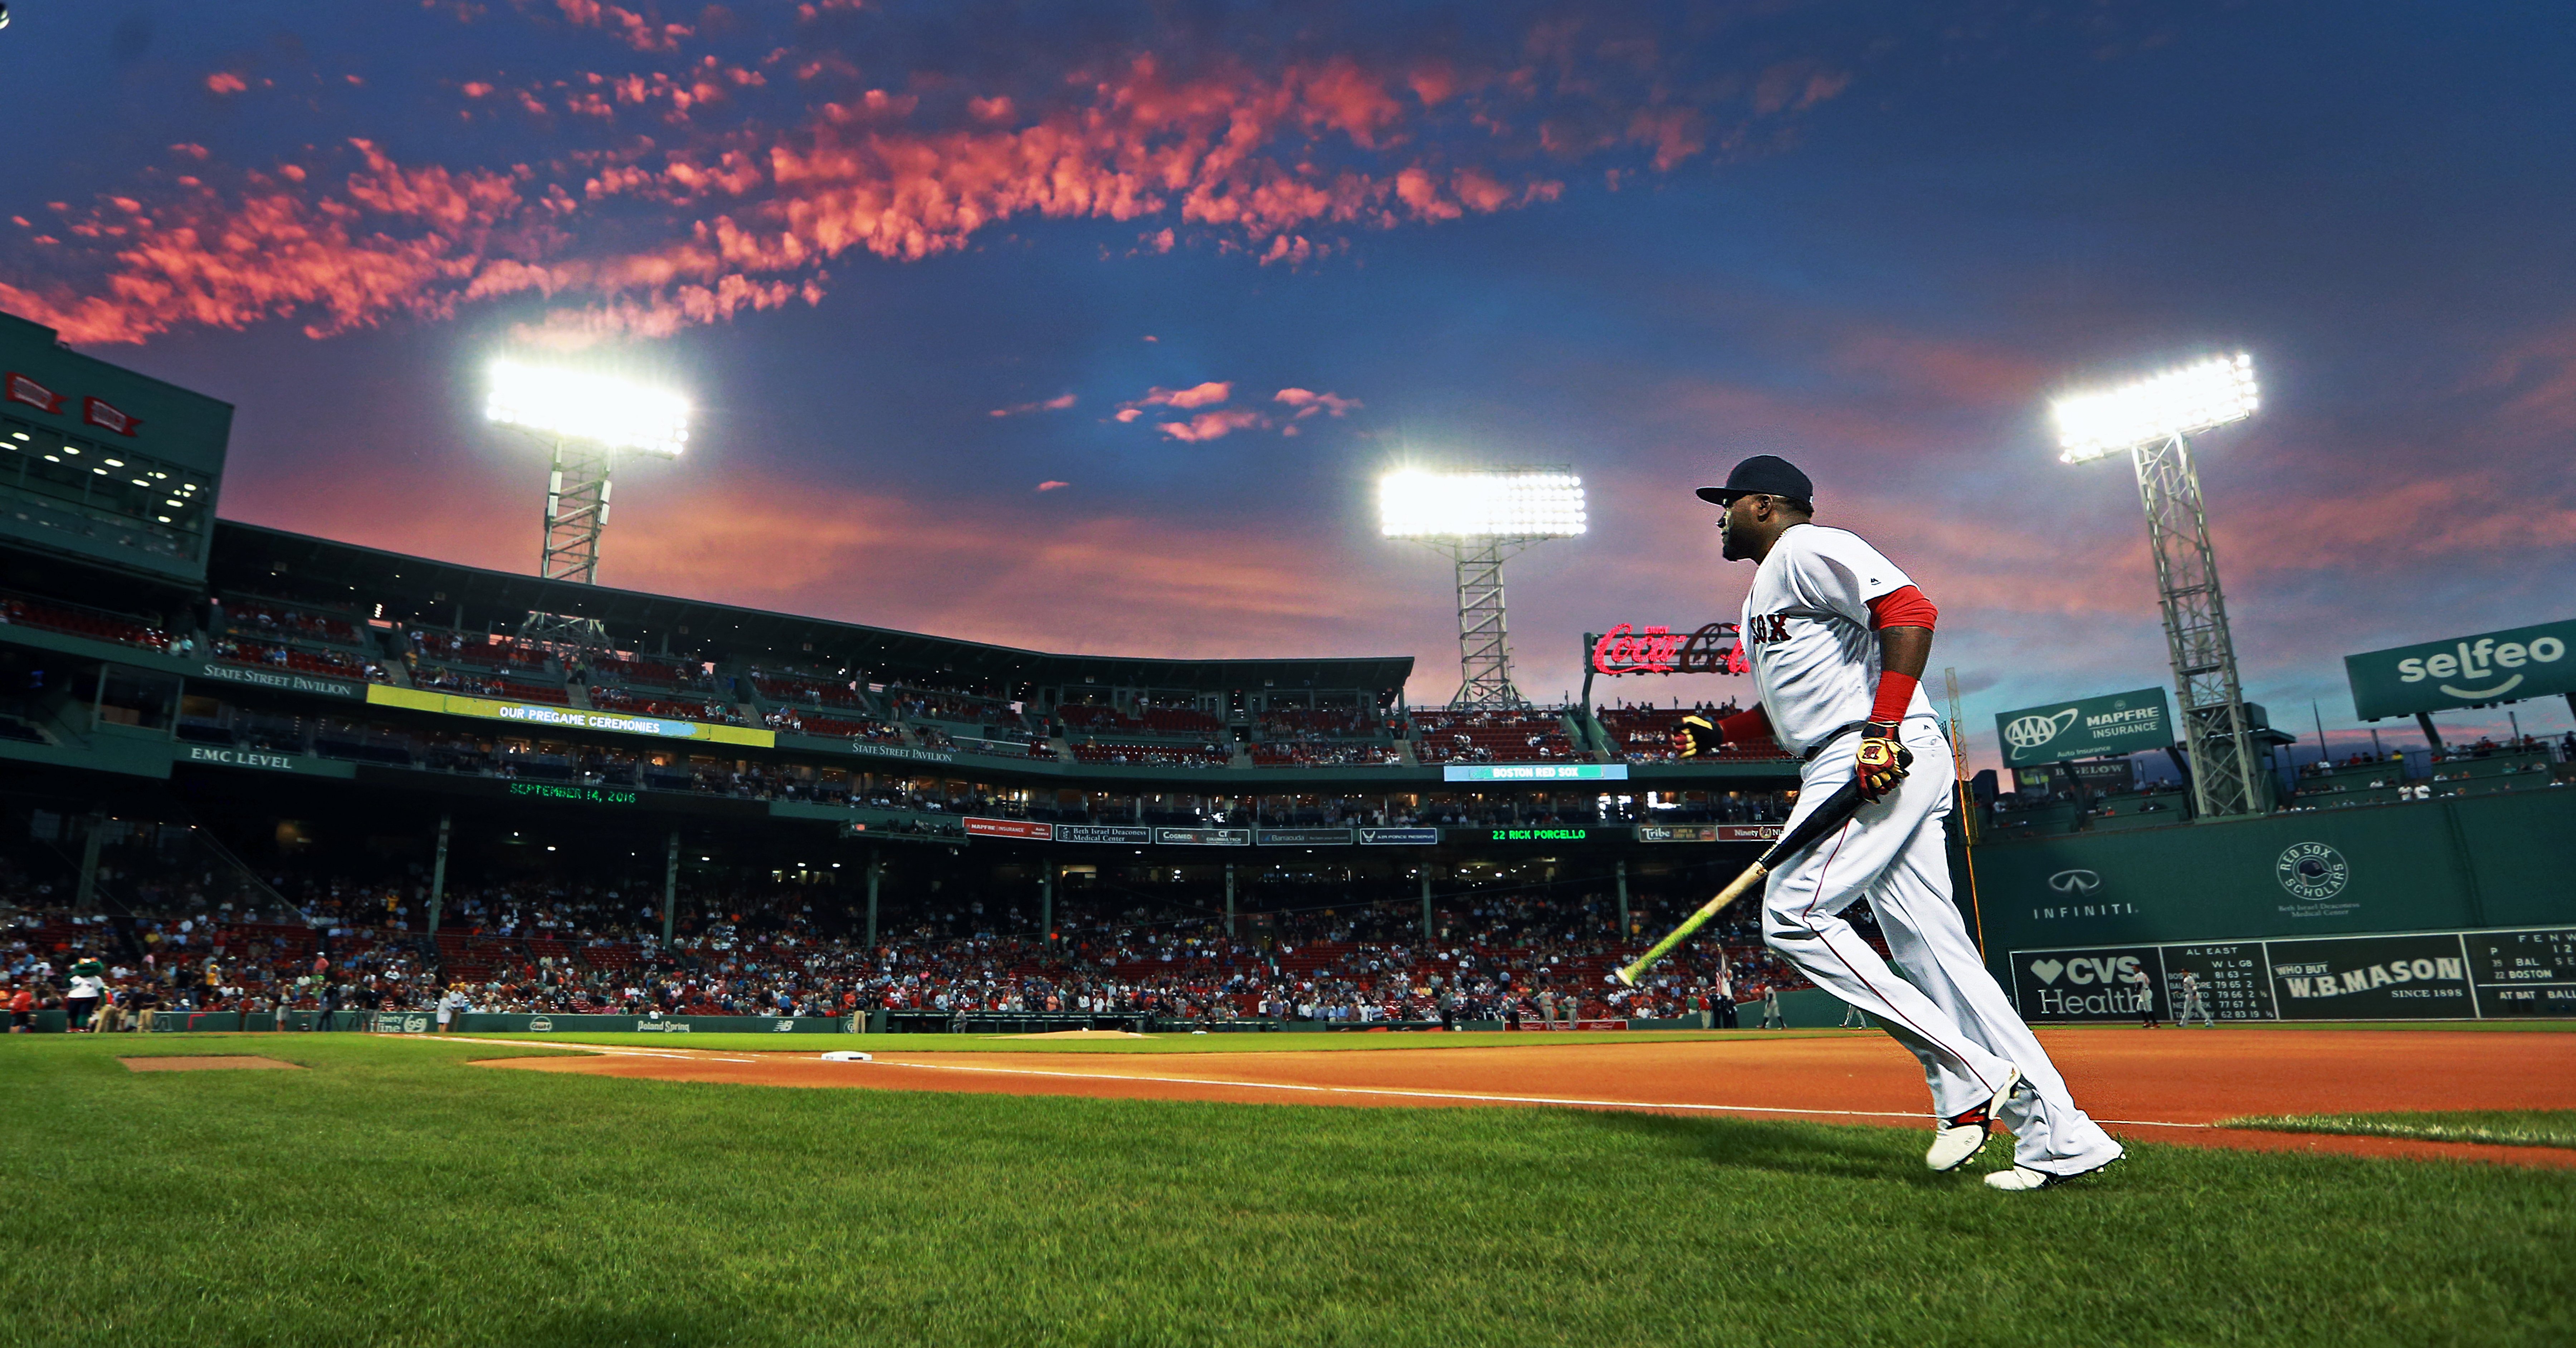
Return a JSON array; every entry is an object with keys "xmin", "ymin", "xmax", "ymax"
[{"xmin": 1694, "ymin": 486, "xmax": 1741, "ymax": 505}]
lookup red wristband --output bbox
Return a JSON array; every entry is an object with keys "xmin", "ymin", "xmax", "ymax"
[
  {"xmin": 1717, "ymin": 706, "xmax": 1774, "ymax": 746},
  {"xmin": 1870, "ymin": 671, "xmax": 1919, "ymax": 725},
  {"xmin": 1866, "ymin": 585, "xmax": 1937, "ymax": 631}
]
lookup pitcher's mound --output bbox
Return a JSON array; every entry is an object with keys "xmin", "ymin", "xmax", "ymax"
[
  {"xmin": 991, "ymin": 1029, "xmax": 1153, "ymax": 1040},
  {"xmin": 121, "ymin": 1056, "xmax": 302, "ymax": 1072}
]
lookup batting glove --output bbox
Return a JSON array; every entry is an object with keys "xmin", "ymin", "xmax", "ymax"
[
  {"xmin": 1672, "ymin": 714, "xmax": 1722, "ymax": 758},
  {"xmin": 1854, "ymin": 721, "xmax": 1913, "ymax": 802}
]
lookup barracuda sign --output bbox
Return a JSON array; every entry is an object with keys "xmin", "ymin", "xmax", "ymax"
[{"xmin": 2345, "ymin": 620, "xmax": 2576, "ymax": 720}]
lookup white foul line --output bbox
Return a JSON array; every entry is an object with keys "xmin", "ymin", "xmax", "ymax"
[{"xmin": 851, "ymin": 1057, "xmax": 2208, "ymax": 1127}]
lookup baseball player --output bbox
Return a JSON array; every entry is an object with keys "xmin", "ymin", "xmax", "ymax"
[
  {"xmin": 1672, "ymin": 455, "xmax": 2124, "ymax": 1191},
  {"xmin": 2175, "ymin": 970, "xmax": 2215, "ymax": 1027}
]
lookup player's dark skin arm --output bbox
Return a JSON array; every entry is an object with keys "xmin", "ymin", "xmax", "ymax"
[{"xmin": 1878, "ymin": 625, "xmax": 1931, "ymax": 689}]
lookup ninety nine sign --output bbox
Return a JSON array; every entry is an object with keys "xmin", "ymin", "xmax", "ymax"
[
  {"xmin": 1444, "ymin": 763, "xmax": 1630, "ymax": 783},
  {"xmin": 2345, "ymin": 620, "xmax": 2576, "ymax": 720},
  {"xmin": 1994, "ymin": 687, "xmax": 2173, "ymax": 768},
  {"xmin": 1589, "ymin": 623, "xmax": 1746, "ymax": 677},
  {"xmin": 964, "ymin": 817, "xmax": 1053, "ymax": 841}
]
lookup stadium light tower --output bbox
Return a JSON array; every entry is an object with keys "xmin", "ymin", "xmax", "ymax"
[
  {"xmin": 1380, "ymin": 466, "xmax": 1586, "ymax": 710},
  {"xmin": 2053, "ymin": 352, "xmax": 2263, "ymax": 819},
  {"xmin": 485, "ymin": 359, "xmax": 690, "ymax": 648}
]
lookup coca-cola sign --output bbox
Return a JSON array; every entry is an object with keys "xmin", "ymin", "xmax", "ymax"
[{"xmin": 1589, "ymin": 622, "xmax": 1745, "ymax": 676}]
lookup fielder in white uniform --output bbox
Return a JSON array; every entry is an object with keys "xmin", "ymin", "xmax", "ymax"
[{"xmin": 1673, "ymin": 455, "xmax": 2125, "ymax": 1191}]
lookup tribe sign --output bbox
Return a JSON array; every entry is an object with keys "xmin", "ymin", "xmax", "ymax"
[{"xmin": 1589, "ymin": 623, "xmax": 1745, "ymax": 676}]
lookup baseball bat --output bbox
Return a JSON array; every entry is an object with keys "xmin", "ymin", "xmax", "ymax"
[{"xmin": 1610, "ymin": 780, "xmax": 1866, "ymax": 987}]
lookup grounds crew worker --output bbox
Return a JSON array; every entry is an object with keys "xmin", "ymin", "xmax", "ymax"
[{"xmin": 1674, "ymin": 456, "xmax": 2124, "ymax": 1191}]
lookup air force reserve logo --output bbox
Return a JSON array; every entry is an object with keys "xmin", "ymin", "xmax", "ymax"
[{"xmin": 2276, "ymin": 842, "xmax": 2350, "ymax": 901}]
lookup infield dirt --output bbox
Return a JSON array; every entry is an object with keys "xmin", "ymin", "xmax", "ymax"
[{"xmin": 464, "ymin": 1026, "xmax": 2576, "ymax": 1170}]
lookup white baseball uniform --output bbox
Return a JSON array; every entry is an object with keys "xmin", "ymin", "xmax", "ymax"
[{"xmin": 1741, "ymin": 523, "xmax": 2122, "ymax": 1177}]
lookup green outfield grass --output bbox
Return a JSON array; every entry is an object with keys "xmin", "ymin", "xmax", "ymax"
[
  {"xmin": 465, "ymin": 1027, "xmax": 1845, "ymax": 1053},
  {"xmin": 2225, "ymin": 1110, "xmax": 2576, "ymax": 1150},
  {"xmin": 4, "ymin": 1036, "xmax": 2570, "ymax": 1348}
]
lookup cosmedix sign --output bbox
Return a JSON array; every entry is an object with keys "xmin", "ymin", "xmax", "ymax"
[{"xmin": 2345, "ymin": 619, "xmax": 2576, "ymax": 720}]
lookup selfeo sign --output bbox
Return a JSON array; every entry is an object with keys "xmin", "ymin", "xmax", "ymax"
[
  {"xmin": 1993, "ymin": 687, "xmax": 2174, "ymax": 767},
  {"xmin": 2345, "ymin": 620, "xmax": 2576, "ymax": 719}
]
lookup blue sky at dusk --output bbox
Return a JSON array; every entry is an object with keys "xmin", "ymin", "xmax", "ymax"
[{"xmin": 5, "ymin": 1, "xmax": 2572, "ymax": 765}]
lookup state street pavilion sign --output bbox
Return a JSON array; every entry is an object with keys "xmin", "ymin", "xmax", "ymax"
[
  {"xmin": 1994, "ymin": 687, "xmax": 2174, "ymax": 769},
  {"xmin": 2345, "ymin": 619, "xmax": 2576, "ymax": 720}
]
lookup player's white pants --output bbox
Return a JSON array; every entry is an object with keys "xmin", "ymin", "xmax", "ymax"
[{"xmin": 1762, "ymin": 721, "xmax": 2121, "ymax": 1176}]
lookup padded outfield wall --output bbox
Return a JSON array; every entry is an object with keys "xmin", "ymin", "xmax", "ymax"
[{"xmin": 1957, "ymin": 789, "xmax": 2576, "ymax": 1022}]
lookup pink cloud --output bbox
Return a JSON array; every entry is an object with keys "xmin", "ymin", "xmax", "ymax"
[
  {"xmin": 1113, "ymin": 408, "xmax": 1143, "ymax": 423},
  {"xmin": 1035, "ymin": 480, "xmax": 1070, "ymax": 491},
  {"xmin": 0, "ymin": 12, "xmax": 1855, "ymax": 346},
  {"xmin": 989, "ymin": 392, "xmax": 1077, "ymax": 417},
  {"xmin": 1157, "ymin": 408, "xmax": 1269, "ymax": 442},
  {"xmin": 1274, "ymin": 387, "xmax": 1360, "ymax": 419}
]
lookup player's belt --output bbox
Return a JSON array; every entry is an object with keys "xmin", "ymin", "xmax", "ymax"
[
  {"xmin": 1798, "ymin": 720, "xmax": 1870, "ymax": 762},
  {"xmin": 1796, "ymin": 711, "xmax": 1940, "ymax": 762}
]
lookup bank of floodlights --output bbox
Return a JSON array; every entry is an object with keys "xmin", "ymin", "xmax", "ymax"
[
  {"xmin": 2050, "ymin": 350, "xmax": 2264, "ymax": 819},
  {"xmin": 485, "ymin": 359, "xmax": 691, "ymax": 458},
  {"xmin": 2052, "ymin": 352, "xmax": 2257, "ymax": 464},
  {"xmin": 1379, "ymin": 466, "xmax": 1585, "ymax": 710},
  {"xmin": 1378, "ymin": 467, "xmax": 1587, "ymax": 539}
]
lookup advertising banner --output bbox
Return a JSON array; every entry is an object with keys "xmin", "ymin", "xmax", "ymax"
[
  {"xmin": 177, "ymin": 744, "xmax": 353, "ymax": 778},
  {"xmin": 1156, "ymin": 827, "xmax": 1250, "ymax": 846},
  {"xmin": 1356, "ymin": 827, "xmax": 1441, "ymax": 846},
  {"xmin": 1994, "ymin": 687, "xmax": 2173, "ymax": 768},
  {"xmin": 1478, "ymin": 827, "xmax": 1592, "ymax": 842},
  {"xmin": 964, "ymin": 817, "xmax": 1053, "ymax": 841},
  {"xmin": 368, "ymin": 684, "xmax": 775, "ymax": 747},
  {"xmin": 2343, "ymin": 620, "xmax": 2576, "ymax": 720},
  {"xmin": 1255, "ymin": 828, "xmax": 1352, "ymax": 847},
  {"xmin": 1636, "ymin": 823, "xmax": 1792, "ymax": 843},
  {"xmin": 2009, "ymin": 925, "xmax": 2570, "ymax": 1021},
  {"xmin": 2267, "ymin": 933, "xmax": 2475, "ymax": 1020},
  {"xmin": 1443, "ymin": 763, "xmax": 1629, "ymax": 782},
  {"xmin": 1053, "ymin": 824, "xmax": 1152, "ymax": 845},
  {"xmin": 2006, "ymin": 945, "xmax": 2166, "ymax": 1021}
]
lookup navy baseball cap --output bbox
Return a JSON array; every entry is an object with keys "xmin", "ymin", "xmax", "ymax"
[{"xmin": 1696, "ymin": 455, "xmax": 1813, "ymax": 506}]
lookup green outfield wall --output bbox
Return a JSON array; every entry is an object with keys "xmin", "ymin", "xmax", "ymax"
[{"xmin": 1958, "ymin": 789, "xmax": 2576, "ymax": 1021}]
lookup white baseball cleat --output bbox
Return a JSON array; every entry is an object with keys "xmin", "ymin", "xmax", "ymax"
[
  {"xmin": 1926, "ymin": 1064, "xmax": 2021, "ymax": 1172},
  {"xmin": 1984, "ymin": 1143, "xmax": 2125, "ymax": 1192}
]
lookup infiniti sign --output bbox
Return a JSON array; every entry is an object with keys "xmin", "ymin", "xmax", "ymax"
[{"xmin": 2048, "ymin": 869, "xmax": 2101, "ymax": 895}]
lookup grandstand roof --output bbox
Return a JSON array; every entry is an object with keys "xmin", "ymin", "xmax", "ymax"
[{"xmin": 208, "ymin": 521, "xmax": 1413, "ymax": 695}]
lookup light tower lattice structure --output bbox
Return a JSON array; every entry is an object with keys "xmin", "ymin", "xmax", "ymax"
[
  {"xmin": 485, "ymin": 361, "xmax": 691, "ymax": 650},
  {"xmin": 1379, "ymin": 466, "xmax": 1586, "ymax": 711},
  {"xmin": 2054, "ymin": 353, "xmax": 2264, "ymax": 819}
]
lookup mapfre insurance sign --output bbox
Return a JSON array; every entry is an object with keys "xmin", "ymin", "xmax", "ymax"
[{"xmin": 2344, "ymin": 619, "xmax": 2576, "ymax": 720}]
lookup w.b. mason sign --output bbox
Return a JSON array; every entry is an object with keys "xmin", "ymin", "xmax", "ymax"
[
  {"xmin": 2345, "ymin": 620, "xmax": 2576, "ymax": 720},
  {"xmin": 1993, "ymin": 687, "xmax": 2175, "ymax": 768}
]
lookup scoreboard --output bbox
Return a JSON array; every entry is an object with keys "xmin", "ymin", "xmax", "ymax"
[{"xmin": 2011, "ymin": 925, "xmax": 2576, "ymax": 1022}]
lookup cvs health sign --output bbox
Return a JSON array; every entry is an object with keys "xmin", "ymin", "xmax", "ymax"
[{"xmin": 2009, "ymin": 945, "xmax": 2166, "ymax": 1020}]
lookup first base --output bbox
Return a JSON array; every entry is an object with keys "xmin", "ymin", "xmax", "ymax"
[{"xmin": 820, "ymin": 1050, "xmax": 873, "ymax": 1063}]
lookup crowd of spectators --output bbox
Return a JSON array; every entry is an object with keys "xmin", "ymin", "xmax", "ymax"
[{"xmin": 2, "ymin": 848, "xmax": 1838, "ymax": 1030}]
